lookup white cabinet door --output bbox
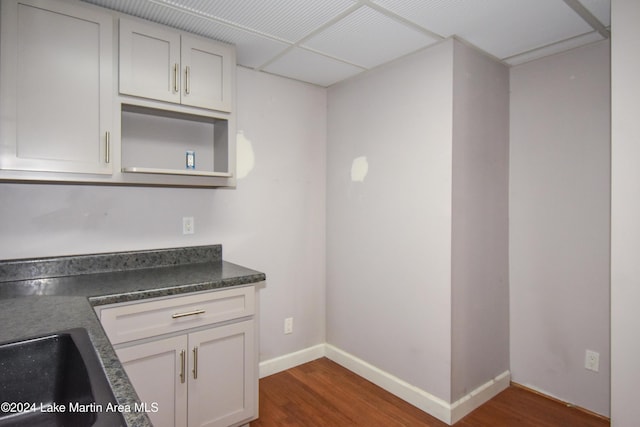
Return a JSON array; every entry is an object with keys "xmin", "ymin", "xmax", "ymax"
[
  {"xmin": 188, "ymin": 320, "xmax": 256, "ymax": 427},
  {"xmin": 116, "ymin": 336, "xmax": 188, "ymax": 427},
  {"xmin": 0, "ymin": 0, "xmax": 113, "ymax": 174},
  {"xmin": 181, "ymin": 35, "xmax": 234, "ymax": 112},
  {"xmin": 119, "ymin": 18, "xmax": 181, "ymax": 104},
  {"xmin": 119, "ymin": 18, "xmax": 234, "ymax": 113}
]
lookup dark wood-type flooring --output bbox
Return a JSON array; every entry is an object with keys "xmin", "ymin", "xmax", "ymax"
[{"xmin": 250, "ymin": 358, "xmax": 609, "ymax": 427}]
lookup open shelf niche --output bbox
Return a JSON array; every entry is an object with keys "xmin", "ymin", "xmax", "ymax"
[{"xmin": 121, "ymin": 104, "xmax": 231, "ymax": 178}]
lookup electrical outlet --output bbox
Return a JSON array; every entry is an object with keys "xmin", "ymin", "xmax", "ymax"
[
  {"xmin": 284, "ymin": 317, "xmax": 293, "ymax": 335},
  {"xmin": 585, "ymin": 350, "xmax": 600, "ymax": 372},
  {"xmin": 182, "ymin": 217, "xmax": 194, "ymax": 235}
]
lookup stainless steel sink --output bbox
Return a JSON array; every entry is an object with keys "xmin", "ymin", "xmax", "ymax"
[{"xmin": 0, "ymin": 328, "xmax": 125, "ymax": 426}]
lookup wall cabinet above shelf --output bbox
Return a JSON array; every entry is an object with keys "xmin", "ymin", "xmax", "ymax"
[{"xmin": 119, "ymin": 17, "xmax": 234, "ymax": 113}]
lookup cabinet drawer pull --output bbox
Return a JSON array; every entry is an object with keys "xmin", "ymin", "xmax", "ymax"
[
  {"xmin": 185, "ymin": 65, "xmax": 191, "ymax": 95},
  {"xmin": 179, "ymin": 350, "xmax": 186, "ymax": 384},
  {"xmin": 171, "ymin": 309, "xmax": 205, "ymax": 319},
  {"xmin": 192, "ymin": 347, "xmax": 198, "ymax": 379},
  {"xmin": 173, "ymin": 63, "xmax": 179, "ymax": 93},
  {"xmin": 105, "ymin": 131, "xmax": 110, "ymax": 164}
]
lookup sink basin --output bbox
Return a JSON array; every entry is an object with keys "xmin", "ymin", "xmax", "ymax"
[{"xmin": 0, "ymin": 328, "xmax": 125, "ymax": 426}]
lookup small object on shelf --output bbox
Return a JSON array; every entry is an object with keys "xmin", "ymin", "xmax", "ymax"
[{"xmin": 186, "ymin": 150, "xmax": 195, "ymax": 169}]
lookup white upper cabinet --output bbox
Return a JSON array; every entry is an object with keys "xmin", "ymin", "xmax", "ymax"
[
  {"xmin": 119, "ymin": 18, "xmax": 234, "ymax": 113},
  {"xmin": 119, "ymin": 19, "xmax": 181, "ymax": 105},
  {"xmin": 0, "ymin": 0, "xmax": 113, "ymax": 175},
  {"xmin": 0, "ymin": 1, "xmax": 236, "ymax": 186},
  {"xmin": 181, "ymin": 35, "xmax": 234, "ymax": 112}
]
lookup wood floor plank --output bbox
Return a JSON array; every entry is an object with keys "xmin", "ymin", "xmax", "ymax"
[
  {"xmin": 251, "ymin": 358, "xmax": 609, "ymax": 427},
  {"xmin": 308, "ymin": 360, "xmax": 443, "ymax": 426},
  {"xmin": 457, "ymin": 386, "xmax": 609, "ymax": 427},
  {"xmin": 286, "ymin": 359, "xmax": 432, "ymax": 427}
]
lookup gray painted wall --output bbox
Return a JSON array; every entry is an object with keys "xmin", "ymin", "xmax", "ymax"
[
  {"xmin": 208, "ymin": 67, "xmax": 327, "ymax": 361},
  {"xmin": 611, "ymin": 0, "xmax": 640, "ymax": 425},
  {"xmin": 327, "ymin": 39, "xmax": 510, "ymax": 404},
  {"xmin": 0, "ymin": 66, "xmax": 328, "ymax": 365},
  {"xmin": 509, "ymin": 40, "xmax": 610, "ymax": 416},
  {"xmin": 327, "ymin": 40, "xmax": 454, "ymax": 401},
  {"xmin": 451, "ymin": 40, "xmax": 510, "ymax": 402}
]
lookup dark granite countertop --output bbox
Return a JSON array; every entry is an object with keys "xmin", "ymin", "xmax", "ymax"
[
  {"xmin": 0, "ymin": 245, "xmax": 266, "ymax": 427},
  {"xmin": 0, "ymin": 260, "xmax": 266, "ymax": 305}
]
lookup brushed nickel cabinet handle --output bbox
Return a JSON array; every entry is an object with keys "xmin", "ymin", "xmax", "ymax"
[
  {"xmin": 185, "ymin": 65, "xmax": 191, "ymax": 95},
  {"xmin": 179, "ymin": 350, "xmax": 186, "ymax": 384},
  {"xmin": 173, "ymin": 63, "xmax": 179, "ymax": 93},
  {"xmin": 171, "ymin": 309, "xmax": 205, "ymax": 319},
  {"xmin": 192, "ymin": 347, "xmax": 198, "ymax": 379},
  {"xmin": 105, "ymin": 131, "xmax": 110, "ymax": 164}
]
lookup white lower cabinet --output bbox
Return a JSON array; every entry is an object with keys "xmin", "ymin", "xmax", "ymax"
[
  {"xmin": 98, "ymin": 287, "xmax": 258, "ymax": 427},
  {"xmin": 188, "ymin": 321, "xmax": 255, "ymax": 427},
  {"xmin": 116, "ymin": 335, "xmax": 188, "ymax": 427}
]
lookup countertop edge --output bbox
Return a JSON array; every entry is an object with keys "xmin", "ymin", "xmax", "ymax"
[{"xmin": 88, "ymin": 273, "xmax": 266, "ymax": 306}]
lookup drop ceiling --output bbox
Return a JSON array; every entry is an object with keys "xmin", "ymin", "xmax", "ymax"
[{"xmin": 82, "ymin": 0, "xmax": 611, "ymax": 87}]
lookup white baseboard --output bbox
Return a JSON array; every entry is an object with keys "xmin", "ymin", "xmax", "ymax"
[
  {"xmin": 325, "ymin": 344, "xmax": 452, "ymax": 423},
  {"xmin": 449, "ymin": 370, "xmax": 511, "ymax": 424},
  {"xmin": 259, "ymin": 344, "xmax": 326, "ymax": 378},
  {"xmin": 259, "ymin": 343, "xmax": 510, "ymax": 425}
]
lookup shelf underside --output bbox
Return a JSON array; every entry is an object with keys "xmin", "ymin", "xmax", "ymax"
[{"xmin": 122, "ymin": 167, "xmax": 232, "ymax": 178}]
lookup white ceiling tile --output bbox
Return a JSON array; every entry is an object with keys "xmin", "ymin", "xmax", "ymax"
[
  {"xmin": 371, "ymin": 0, "xmax": 594, "ymax": 59},
  {"xmin": 83, "ymin": 0, "xmax": 221, "ymax": 35},
  {"xmin": 148, "ymin": 0, "xmax": 357, "ymax": 42},
  {"xmin": 577, "ymin": 0, "xmax": 611, "ymax": 26},
  {"xmin": 302, "ymin": 6, "xmax": 439, "ymax": 69},
  {"xmin": 233, "ymin": 34, "xmax": 287, "ymax": 68},
  {"xmin": 83, "ymin": 0, "xmax": 611, "ymax": 86},
  {"xmin": 213, "ymin": 30, "xmax": 289, "ymax": 69},
  {"xmin": 83, "ymin": 0, "xmax": 165, "ymax": 18},
  {"xmin": 84, "ymin": 0, "xmax": 356, "ymax": 43},
  {"xmin": 83, "ymin": 0, "xmax": 289, "ymax": 68},
  {"xmin": 263, "ymin": 48, "xmax": 364, "ymax": 87}
]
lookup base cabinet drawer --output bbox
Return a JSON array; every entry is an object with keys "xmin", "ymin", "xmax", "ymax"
[{"xmin": 100, "ymin": 286, "xmax": 254, "ymax": 345}]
